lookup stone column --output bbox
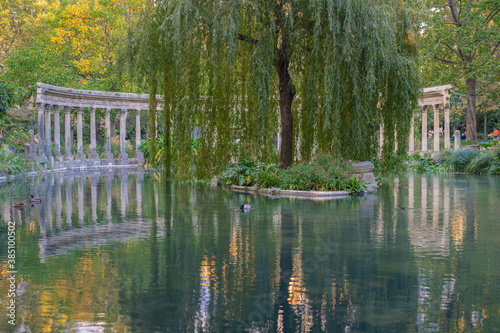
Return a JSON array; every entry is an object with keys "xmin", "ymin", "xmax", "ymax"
[
  {"xmin": 444, "ymin": 102, "xmax": 451, "ymax": 150},
  {"xmin": 421, "ymin": 106, "xmax": 428, "ymax": 154},
  {"xmin": 89, "ymin": 107, "xmax": 100, "ymax": 161},
  {"xmin": 53, "ymin": 105, "xmax": 62, "ymax": 162},
  {"xmin": 44, "ymin": 104, "xmax": 52, "ymax": 159},
  {"xmin": 64, "ymin": 106, "xmax": 74, "ymax": 161},
  {"xmin": 433, "ymin": 104, "xmax": 440, "ymax": 158},
  {"xmin": 409, "ymin": 114, "xmax": 415, "ymax": 155},
  {"xmin": 135, "ymin": 110, "xmax": 144, "ymax": 162},
  {"xmin": 37, "ymin": 103, "xmax": 45, "ymax": 159},
  {"xmin": 104, "ymin": 108, "xmax": 113, "ymax": 160},
  {"xmin": 454, "ymin": 130, "xmax": 461, "ymax": 151},
  {"xmin": 76, "ymin": 107, "xmax": 86, "ymax": 161},
  {"xmin": 120, "ymin": 109, "xmax": 128, "ymax": 162}
]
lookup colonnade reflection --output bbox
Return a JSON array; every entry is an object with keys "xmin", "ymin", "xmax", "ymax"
[{"xmin": 3, "ymin": 169, "xmax": 146, "ymax": 260}]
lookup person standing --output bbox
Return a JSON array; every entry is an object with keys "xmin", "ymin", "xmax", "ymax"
[{"xmin": 493, "ymin": 128, "xmax": 499, "ymax": 139}]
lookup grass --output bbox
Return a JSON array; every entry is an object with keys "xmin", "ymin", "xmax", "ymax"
[{"xmin": 0, "ymin": 145, "xmax": 31, "ymax": 176}]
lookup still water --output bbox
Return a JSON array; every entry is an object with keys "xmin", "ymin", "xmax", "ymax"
[{"xmin": 0, "ymin": 169, "xmax": 500, "ymax": 332}]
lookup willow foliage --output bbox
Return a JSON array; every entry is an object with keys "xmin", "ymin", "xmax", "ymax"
[{"xmin": 121, "ymin": 0, "xmax": 420, "ymax": 179}]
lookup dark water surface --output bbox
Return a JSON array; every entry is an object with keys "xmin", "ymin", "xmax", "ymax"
[{"xmin": 1, "ymin": 170, "xmax": 500, "ymax": 332}]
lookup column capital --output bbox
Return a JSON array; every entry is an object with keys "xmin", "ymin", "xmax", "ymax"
[
  {"xmin": 76, "ymin": 106, "xmax": 83, "ymax": 113},
  {"xmin": 105, "ymin": 108, "xmax": 111, "ymax": 114},
  {"xmin": 64, "ymin": 106, "xmax": 71, "ymax": 113},
  {"xmin": 53, "ymin": 105, "xmax": 60, "ymax": 112},
  {"xmin": 421, "ymin": 105, "xmax": 427, "ymax": 112},
  {"xmin": 120, "ymin": 108, "xmax": 128, "ymax": 115},
  {"xmin": 44, "ymin": 104, "xmax": 52, "ymax": 111},
  {"xmin": 90, "ymin": 107, "xmax": 96, "ymax": 113}
]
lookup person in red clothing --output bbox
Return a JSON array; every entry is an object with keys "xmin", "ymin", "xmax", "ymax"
[{"xmin": 493, "ymin": 128, "xmax": 499, "ymax": 139}]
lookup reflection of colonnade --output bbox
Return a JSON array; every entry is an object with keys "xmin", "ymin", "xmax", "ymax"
[
  {"xmin": 30, "ymin": 169, "xmax": 147, "ymax": 260},
  {"xmin": 30, "ymin": 83, "xmax": 162, "ymax": 169}
]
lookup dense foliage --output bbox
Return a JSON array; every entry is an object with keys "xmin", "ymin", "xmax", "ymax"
[
  {"xmin": 0, "ymin": 145, "xmax": 32, "ymax": 176},
  {"xmin": 421, "ymin": 0, "xmax": 500, "ymax": 142},
  {"xmin": 221, "ymin": 153, "xmax": 366, "ymax": 194},
  {"xmin": 406, "ymin": 142, "xmax": 500, "ymax": 175},
  {"xmin": 122, "ymin": 0, "xmax": 421, "ymax": 179}
]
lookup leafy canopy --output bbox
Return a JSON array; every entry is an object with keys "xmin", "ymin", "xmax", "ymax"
[{"xmin": 122, "ymin": 0, "xmax": 421, "ymax": 179}]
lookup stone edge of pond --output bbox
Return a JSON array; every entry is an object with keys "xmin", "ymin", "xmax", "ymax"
[
  {"xmin": 228, "ymin": 185, "xmax": 350, "ymax": 200},
  {"xmin": 0, "ymin": 164, "xmax": 143, "ymax": 185}
]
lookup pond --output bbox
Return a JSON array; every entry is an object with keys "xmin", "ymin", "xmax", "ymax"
[{"xmin": 1, "ymin": 170, "xmax": 500, "ymax": 332}]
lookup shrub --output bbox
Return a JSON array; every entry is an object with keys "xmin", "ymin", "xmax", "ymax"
[
  {"xmin": 100, "ymin": 136, "xmax": 135, "ymax": 159},
  {"xmin": 405, "ymin": 154, "xmax": 451, "ymax": 173},
  {"xmin": 221, "ymin": 159, "xmax": 259, "ymax": 186},
  {"xmin": 442, "ymin": 149, "xmax": 480, "ymax": 172},
  {"xmin": 0, "ymin": 145, "xmax": 31, "ymax": 175},
  {"xmin": 465, "ymin": 152, "xmax": 494, "ymax": 175},
  {"xmin": 220, "ymin": 153, "xmax": 366, "ymax": 194}
]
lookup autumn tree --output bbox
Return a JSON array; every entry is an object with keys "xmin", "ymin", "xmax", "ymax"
[
  {"xmin": 423, "ymin": 0, "xmax": 500, "ymax": 142},
  {"xmin": 0, "ymin": 0, "xmax": 58, "ymax": 64},
  {"xmin": 50, "ymin": 0, "xmax": 146, "ymax": 90},
  {"xmin": 122, "ymin": 0, "xmax": 420, "ymax": 178}
]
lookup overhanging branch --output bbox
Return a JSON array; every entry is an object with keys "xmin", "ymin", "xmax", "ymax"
[{"xmin": 434, "ymin": 54, "xmax": 458, "ymax": 65}]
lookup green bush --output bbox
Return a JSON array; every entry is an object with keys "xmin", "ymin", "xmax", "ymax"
[
  {"xmin": 0, "ymin": 145, "xmax": 31, "ymax": 175},
  {"xmin": 465, "ymin": 152, "xmax": 494, "ymax": 175},
  {"xmin": 221, "ymin": 159, "xmax": 259, "ymax": 186},
  {"xmin": 405, "ymin": 154, "xmax": 451, "ymax": 173},
  {"xmin": 220, "ymin": 153, "xmax": 366, "ymax": 194},
  {"xmin": 441, "ymin": 149, "xmax": 480, "ymax": 172}
]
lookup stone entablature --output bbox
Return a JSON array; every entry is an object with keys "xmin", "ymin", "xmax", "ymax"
[
  {"xmin": 30, "ymin": 82, "xmax": 162, "ymax": 170},
  {"xmin": 36, "ymin": 83, "xmax": 162, "ymax": 110}
]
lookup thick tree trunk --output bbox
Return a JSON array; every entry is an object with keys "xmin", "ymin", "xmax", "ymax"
[
  {"xmin": 275, "ymin": 38, "xmax": 295, "ymax": 168},
  {"xmin": 466, "ymin": 78, "xmax": 477, "ymax": 142}
]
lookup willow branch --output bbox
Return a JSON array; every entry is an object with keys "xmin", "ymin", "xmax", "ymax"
[{"xmin": 236, "ymin": 33, "xmax": 258, "ymax": 45}]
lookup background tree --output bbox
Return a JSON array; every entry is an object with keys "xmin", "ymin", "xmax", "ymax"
[
  {"xmin": 423, "ymin": 0, "xmax": 500, "ymax": 142},
  {"xmin": 122, "ymin": 0, "xmax": 420, "ymax": 178}
]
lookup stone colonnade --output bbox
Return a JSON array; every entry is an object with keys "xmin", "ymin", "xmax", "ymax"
[
  {"xmin": 379, "ymin": 84, "xmax": 455, "ymax": 157},
  {"xmin": 30, "ymin": 83, "xmax": 161, "ymax": 169},
  {"xmin": 412, "ymin": 84, "xmax": 453, "ymax": 157}
]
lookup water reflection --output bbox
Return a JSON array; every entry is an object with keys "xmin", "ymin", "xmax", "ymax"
[{"xmin": 0, "ymin": 172, "xmax": 499, "ymax": 332}]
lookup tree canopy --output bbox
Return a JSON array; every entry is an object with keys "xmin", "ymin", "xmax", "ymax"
[
  {"xmin": 122, "ymin": 0, "xmax": 421, "ymax": 179},
  {"xmin": 421, "ymin": 0, "xmax": 500, "ymax": 142}
]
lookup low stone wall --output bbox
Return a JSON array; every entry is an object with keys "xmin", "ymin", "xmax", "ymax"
[{"xmin": 229, "ymin": 185, "xmax": 350, "ymax": 201}]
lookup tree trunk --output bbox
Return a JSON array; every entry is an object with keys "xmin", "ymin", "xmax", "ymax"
[
  {"xmin": 484, "ymin": 110, "xmax": 487, "ymax": 141},
  {"xmin": 466, "ymin": 78, "xmax": 477, "ymax": 142},
  {"xmin": 275, "ymin": 36, "xmax": 295, "ymax": 168}
]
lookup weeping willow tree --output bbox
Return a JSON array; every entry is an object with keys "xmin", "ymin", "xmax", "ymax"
[{"xmin": 120, "ymin": 0, "xmax": 420, "ymax": 179}]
